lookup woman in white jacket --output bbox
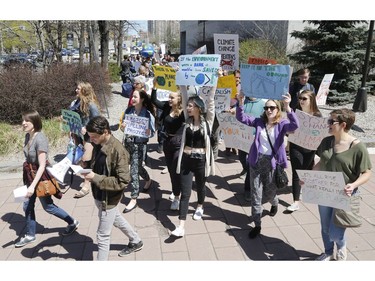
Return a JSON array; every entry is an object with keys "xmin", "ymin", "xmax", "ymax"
[{"xmin": 171, "ymin": 85, "xmax": 216, "ymax": 237}]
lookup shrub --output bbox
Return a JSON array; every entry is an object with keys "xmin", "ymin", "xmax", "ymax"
[
  {"xmin": 0, "ymin": 63, "xmax": 113, "ymax": 124},
  {"xmin": 108, "ymin": 62, "xmax": 122, "ymax": 83}
]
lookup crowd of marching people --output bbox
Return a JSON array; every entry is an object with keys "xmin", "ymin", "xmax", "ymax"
[{"xmin": 14, "ymin": 51, "xmax": 372, "ymax": 262}]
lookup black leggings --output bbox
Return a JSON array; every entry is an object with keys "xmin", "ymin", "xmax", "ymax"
[{"xmin": 289, "ymin": 143, "xmax": 316, "ymax": 201}]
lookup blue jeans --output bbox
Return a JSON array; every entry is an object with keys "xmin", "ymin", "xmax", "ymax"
[
  {"xmin": 23, "ymin": 193, "xmax": 74, "ymax": 237},
  {"xmin": 95, "ymin": 200, "xmax": 141, "ymax": 261},
  {"xmin": 318, "ymin": 205, "xmax": 346, "ymax": 255}
]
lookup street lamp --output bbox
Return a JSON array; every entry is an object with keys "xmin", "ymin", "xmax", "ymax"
[{"xmin": 353, "ymin": 20, "xmax": 374, "ymax": 112}]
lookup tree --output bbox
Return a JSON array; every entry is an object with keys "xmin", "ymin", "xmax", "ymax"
[
  {"xmin": 239, "ymin": 39, "xmax": 288, "ymax": 64},
  {"xmin": 98, "ymin": 20, "xmax": 109, "ymax": 69},
  {"xmin": 288, "ymin": 21, "xmax": 371, "ymax": 103}
]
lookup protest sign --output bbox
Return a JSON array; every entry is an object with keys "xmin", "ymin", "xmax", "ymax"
[
  {"xmin": 248, "ymin": 57, "xmax": 277, "ymax": 65},
  {"xmin": 316, "ymin": 74, "xmax": 334, "ymax": 106},
  {"xmin": 124, "ymin": 115, "xmax": 149, "ymax": 138},
  {"xmin": 192, "ymin": 45, "xmax": 207, "ymax": 54},
  {"xmin": 176, "ymin": 54, "xmax": 221, "ymax": 86},
  {"xmin": 156, "ymin": 89, "xmax": 173, "ymax": 102},
  {"xmin": 216, "ymin": 112, "xmax": 254, "ymax": 153},
  {"xmin": 61, "ymin": 109, "xmax": 82, "ymax": 135},
  {"xmin": 217, "ymin": 75, "xmax": 237, "ymax": 98},
  {"xmin": 214, "ymin": 33, "xmax": 239, "ymax": 72},
  {"xmin": 296, "ymin": 170, "xmax": 349, "ymax": 211},
  {"xmin": 288, "ymin": 110, "xmax": 329, "ymax": 150},
  {"xmin": 152, "ymin": 65, "xmax": 177, "ymax": 92},
  {"xmin": 199, "ymin": 86, "xmax": 231, "ymax": 113},
  {"xmin": 240, "ymin": 64, "xmax": 291, "ymax": 100}
]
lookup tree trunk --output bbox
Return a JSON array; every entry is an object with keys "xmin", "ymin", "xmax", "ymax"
[
  {"xmin": 98, "ymin": 20, "xmax": 109, "ymax": 69},
  {"xmin": 117, "ymin": 20, "xmax": 124, "ymax": 66}
]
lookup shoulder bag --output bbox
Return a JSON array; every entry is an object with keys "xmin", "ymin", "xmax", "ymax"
[{"xmin": 265, "ymin": 126, "xmax": 289, "ymax": 189}]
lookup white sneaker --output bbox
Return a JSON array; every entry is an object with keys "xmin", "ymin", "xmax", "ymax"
[
  {"xmin": 286, "ymin": 202, "xmax": 300, "ymax": 212},
  {"xmin": 193, "ymin": 207, "xmax": 204, "ymax": 220},
  {"xmin": 170, "ymin": 199, "xmax": 179, "ymax": 210},
  {"xmin": 315, "ymin": 253, "xmax": 334, "ymax": 261},
  {"xmin": 169, "ymin": 192, "xmax": 175, "ymax": 201},
  {"xmin": 336, "ymin": 246, "xmax": 347, "ymax": 261},
  {"xmin": 170, "ymin": 226, "xmax": 185, "ymax": 237}
]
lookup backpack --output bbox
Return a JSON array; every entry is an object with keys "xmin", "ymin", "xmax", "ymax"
[{"xmin": 121, "ymin": 83, "xmax": 133, "ymax": 98}]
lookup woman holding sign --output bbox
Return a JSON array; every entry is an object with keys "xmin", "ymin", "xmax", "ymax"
[
  {"xmin": 151, "ymin": 79, "xmax": 185, "ymax": 211},
  {"xmin": 236, "ymin": 93, "xmax": 299, "ymax": 239},
  {"xmin": 287, "ymin": 90, "xmax": 322, "ymax": 212},
  {"xmin": 313, "ymin": 108, "xmax": 371, "ymax": 261},
  {"xmin": 120, "ymin": 90, "xmax": 155, "ymax": 213},
  {"xmin": 170, "ymin": 85, "xmax": 216, "ymax": 237}
]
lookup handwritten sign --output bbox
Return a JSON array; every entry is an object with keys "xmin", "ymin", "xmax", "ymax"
[
  {"xmin": 176, "ymin": 54, "xmax": 221, "ymax": 86},
  {"xmin": 144, "ymin": 77, "xmax": 154, "ymax": 95},
  {"xmin": 214, "ymin": 33, "xmax": 239, "ymax": 72},
  {"xmin": 124, "ymin": 115, "xmax": 149, "ymax": 138},
  {"xmin": 61, "ymin": 109, "xmax": 82, "ymax": 135},
  {"xmin": 217, "ymin": 75, "xmax": 237, "ymax": 98},
  {"xmin": 248, "ymin": 57, "xmax": 277, "ymax": 65},
  {"xmin": 199, "ymin": 86, "xmax": 231, "ymax": 113},
  {"xmin": 152, "ymin": 65, "xmax": 177, "ymax": 92},
  {"xmin": 216, "ymin": 112, "xmax": 254, "ymax": 153},
  {"xmin": 316, "ymin": 73, "xmax": 334, "ymax": 106},
  {"xmin": 156, "ymin": 89, "xmax": 173, "ymax": 102},
  {"xmin": 296, "ymin": 170, "xmax": 349, "ymax": 211},
  {"xmin": 288, "ymin": 110, "xmax": 329, "ymax": 150},
  {"xmin": 240, "ymin": 64, "xmax": 291, "ymax": 100}
]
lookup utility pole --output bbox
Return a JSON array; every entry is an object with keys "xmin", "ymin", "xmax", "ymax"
[{"xmin": 353, "ymin": 20, "xmax": 374, "ymax": 112}]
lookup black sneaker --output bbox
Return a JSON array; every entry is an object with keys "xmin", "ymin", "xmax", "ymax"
[
  {"xmin": 269, "ymin": 205, "xmax": 278, "ymax": 217},
  {"xmin": 118, "ymin": 241, "xmax": 143, "ymax": 257},
  {"xmin": 249, "ymin": 226, "xmax": 261, "ymax": 239},
  {"xmin": 62, "ymin": 220, "xmax": 79, "ymax": 236}
]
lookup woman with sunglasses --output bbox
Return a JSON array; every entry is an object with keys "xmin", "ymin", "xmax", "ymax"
[
  {"xmin": 313, "ymin": 108, "xmax": 371, "ymax": 261},
  {"xmin": 287, "ymin": 90, "xmax": 322, "ymax": 212},
  {"xmin": 236, "ymin": 93, "xmax": 299, "ymax": 239}
]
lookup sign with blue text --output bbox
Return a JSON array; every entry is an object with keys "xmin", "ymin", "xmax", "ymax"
[
  {"xmin": 124, "ymin": 115, "xmax": 149, "ymax": 138},
  {"xmin": 240, "ymin": 64, "xmax": 291, "ymax": 100},
  {"xmin": 176, "ymin": 54, "xmax": 221, "ymax": 86},
  {"xmin": 61, "ymin": 109, "xmax": 82, "ymax": 136}
]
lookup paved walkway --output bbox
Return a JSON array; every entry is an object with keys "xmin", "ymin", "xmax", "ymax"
[{"xmin": 1, "ymin": 134, "xmax": 375, "ymax": 263}]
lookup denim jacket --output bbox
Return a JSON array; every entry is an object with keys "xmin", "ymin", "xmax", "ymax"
[{"xmin": 122, "ymin": 106, "xmax": 155, "ymax": 143}]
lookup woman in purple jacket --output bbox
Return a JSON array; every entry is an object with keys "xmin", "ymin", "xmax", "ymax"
[{"xmin": 236, "ymin": 92, "xmax": 299, "ymax": 239}]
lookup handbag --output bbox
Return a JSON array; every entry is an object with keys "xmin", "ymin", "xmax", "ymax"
[
  {"xmin": 265, "ymin": 126, "xmax": 289, "ymax": 189},
  {"xmin": 333, "ymin": 194, "xmax": 362, "ymax": 228},
  {"xmin": 29, "ymin": 163, "xmax": 60, "ymax": 197}
]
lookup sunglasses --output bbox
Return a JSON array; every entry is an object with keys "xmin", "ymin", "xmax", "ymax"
[
  {"xmin": 264, "ymin": 106, "xmax": 277, "ymax": 111},
  {"xmin": 299, "ymin": 97, "xmax": 308, "ymax": 101},
  {"xmin": 327, "ymin": 119, "xmax": 340, "ymax": 125}
]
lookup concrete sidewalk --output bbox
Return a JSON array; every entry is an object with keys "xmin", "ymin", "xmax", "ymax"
[{"xmin": 1, "ymin": 135, "xmax": 375, "ymax": 261}]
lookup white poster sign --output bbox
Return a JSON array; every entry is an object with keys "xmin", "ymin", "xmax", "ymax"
[
  {"xmin": 316, "ymin": 74, "xmax": 334, "ymax": 106},
  {"xmin": 288, "ymin": 110, "xmax": 330, "ymax": 150},
  {"xmin": 216, "ymin": 112, "xmax": 254, "ymax": 153},
  {"xmin": 157, "ymin": 89, "xmax": 172, "ymax": 102},
  {"xmin": 296, "ymin": 170, "xmax": 350, "ymax": 211},
  {"xmin": 124, "ymin": 115, "xmax": 149, "ymax": 138},
  {"xmin": 214, "ymin": 33, "xmax": 239, "ymax": 72},
  {"xmin": 199, "ymin": 86, "xmax": 231, "ymax": 113},
  {"xmin": 176, "ymin": 55, "xmax": 221, "ymax": 86}
]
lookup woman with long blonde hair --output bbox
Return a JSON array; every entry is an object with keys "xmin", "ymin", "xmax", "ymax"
[{"xmin": 72, "ymin": 81, "xmax": 101, "ymax": 198}]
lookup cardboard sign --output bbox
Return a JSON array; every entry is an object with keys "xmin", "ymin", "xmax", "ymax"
[
  {"xmin": 152, "ymin": 65, "xmax": 177, "ymax": 92},
  {"xmin": 214, "ymin": 33, "xmax": 239, "ymax": 72},
  {"xmin": 199, "ymin": 86, "xmax": 231, "ymax": 113},
  {"xmin": 124, "ymin": 115, "xmax": 149, "ymax": 138},
  {"xmin": 61, "ymin": 109, "xmax": 82, "ymax": 135},
  {"xmin": 156, "ymin": 89, "xmax": 173, "ymax": 102},
  {"xmin": 296, "ymin": 170, "xmax": 350, "ymax": 211},
  {"xmin": 288, "ymin": 110, "xmax": 330, "ymax": 150},
  {"xmin": 176, "ymin": 54, "xmax": 221, "ymax": 86},
  {"xmin": 240, "ymin": 64, "xmax": 291, "ymax": 100},
  {"xmin": 248, "ymin": 57, "xmax": 277, "ymax": 65}
]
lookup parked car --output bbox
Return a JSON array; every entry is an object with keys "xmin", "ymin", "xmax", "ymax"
[{"xmin": 72, "ymin": 49, "xmax": 80, "ymax": 60}]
